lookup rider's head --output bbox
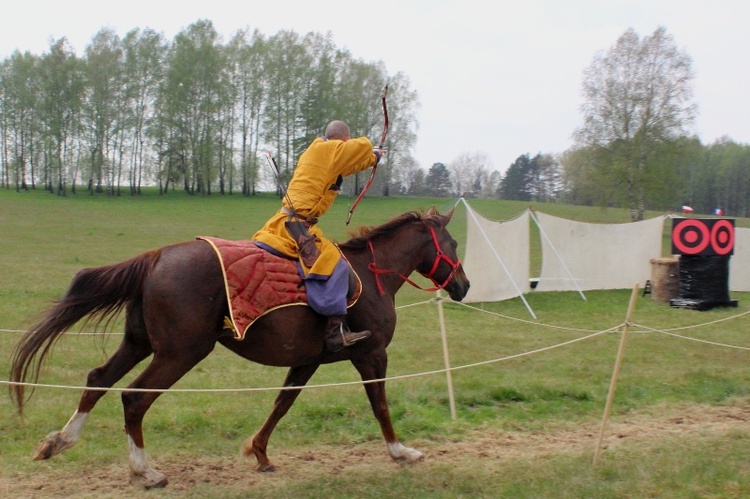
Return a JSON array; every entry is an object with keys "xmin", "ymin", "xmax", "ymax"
[{"xmin": 325, "ymin": 120, "xmax": 351, "ymax": 141}]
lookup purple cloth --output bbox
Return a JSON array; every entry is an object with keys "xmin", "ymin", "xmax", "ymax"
[{"xmin": 303, "ymin": 258, "xmax": 349, "ymax": 316}]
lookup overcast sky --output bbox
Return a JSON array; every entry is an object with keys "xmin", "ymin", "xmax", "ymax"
[{"xmin": 2, "ymin": 1, "xmax": 748, "ymax": 173}]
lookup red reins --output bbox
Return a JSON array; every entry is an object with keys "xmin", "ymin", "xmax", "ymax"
[{"xmin": 367, "ymin": 226, "xmax": 461, "ymax": 295}]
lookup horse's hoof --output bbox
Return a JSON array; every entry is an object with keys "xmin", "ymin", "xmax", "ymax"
[
  {"xmin": 388, "ymin": 443, "xmax": 425, "ymax": 464},
  {"xmin": 32, "ymin": 431, "xmax": 74, "ymax": 460},
  {"xmin": 130, "ymin": 470, "xmax": 168, "ymax": 489},
  {"xmin": 144, "ymin": 476, "xmax": 169, "ymax": 490},
  {"xmin": 241, "ymin": 437, "xmax": 276, "ymax": 472},
  {"xmin": 397, "ymin": 449, "xmax": 425, "ymax": 464},
  {"xmin": 256, "ymin": 462, "xmax": 277, "ymax": 473}
]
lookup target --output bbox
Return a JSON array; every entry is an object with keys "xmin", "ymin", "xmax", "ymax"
[
  {"xmin": 672, "ymin": 218, "xmax": 734, "ymax": 256},
  {"xmin": 711, "ymin": 219, "xmax": 735, "ymax": 255}
]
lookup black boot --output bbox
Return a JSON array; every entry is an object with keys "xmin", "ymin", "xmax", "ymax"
[{"xmin": 325, "ymin": 315, "xmax": 370, "ymax": 352}]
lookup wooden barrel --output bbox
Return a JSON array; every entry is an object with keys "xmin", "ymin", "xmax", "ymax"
[{"xmin": 649, "ymin": 257, "xmax": 679, "ymax": 302}]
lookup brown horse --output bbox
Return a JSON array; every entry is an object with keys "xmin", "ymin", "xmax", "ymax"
[{"xmin": 10, "ymin": 207, "xmax": 469, "ymax": 489}]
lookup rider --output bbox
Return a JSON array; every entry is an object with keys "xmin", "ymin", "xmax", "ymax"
[{"xmin": 252, "ymin": 120, "xmax": 385, "ymax": 352}]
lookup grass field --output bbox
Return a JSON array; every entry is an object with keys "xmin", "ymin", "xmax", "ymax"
[{"xmin": 2, "ymin": 188, "xmax": 750, "ymax": 497}]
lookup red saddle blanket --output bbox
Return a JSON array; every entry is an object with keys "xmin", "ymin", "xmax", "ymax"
[
  {"xmin": 198, "ymin": 236, "xmax": 308, "ymax": 340},
  {"xmin": 197, "ymin": 236, "xmax": 360, "ymax": 340}
]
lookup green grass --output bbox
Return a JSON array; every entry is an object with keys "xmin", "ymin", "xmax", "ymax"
[{"xmin": 2, "ymin": 188, "xmax": 750, "ymax": 497}]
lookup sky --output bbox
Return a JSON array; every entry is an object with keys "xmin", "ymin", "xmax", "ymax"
[{"xmin": 2, "ymin": 1, "xmax": 749, "ymax": 173}]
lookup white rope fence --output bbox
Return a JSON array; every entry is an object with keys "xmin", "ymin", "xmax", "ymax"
[
  {"xmin": 2, "ymin": 294, "xmax": 748, "ymax": 393},
  {"xmin": 632, "ymin": 322, "xmax": 750, "ymax": 351},
  {"xmin": 0, "ymin": 325, "xmax": 616, "ymax": 394}
]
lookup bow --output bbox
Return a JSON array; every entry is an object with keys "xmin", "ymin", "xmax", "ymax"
[{"xmin": 346, "ymin": 83, "xmax": 389, "ymax": 225}]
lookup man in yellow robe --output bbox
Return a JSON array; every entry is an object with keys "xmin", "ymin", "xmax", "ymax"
[{"xmin": 252, "ymin": 120, "xmax": 384, "ymax": 352}]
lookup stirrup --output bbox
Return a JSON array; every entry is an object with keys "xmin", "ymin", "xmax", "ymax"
[
  {"xmin": 326, "ymin": 321, "xmax": 370, "ymax": 352},
  {"xmin": 340, "ymin": 327, "xmax": 371, "ymax": 347}
]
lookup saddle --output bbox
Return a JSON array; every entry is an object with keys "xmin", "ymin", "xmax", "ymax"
[{"xmin": 197, "ymin": 236, "xmax": 360, "ymax": 340}]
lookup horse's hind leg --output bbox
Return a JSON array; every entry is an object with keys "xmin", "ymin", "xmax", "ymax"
[
  {"xmin": 243, "ymin": 363, "xmax": 320, "ymax": 472},
  {"xmin": 33, "ymin": 305, "xmax": 153, "ymax": 461},
  {"xmin": 122, "ymin": 343, "xmax": 216, "ymax": 489}
]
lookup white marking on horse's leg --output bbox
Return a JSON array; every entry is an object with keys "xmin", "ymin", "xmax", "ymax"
[
  {"xmin": 61, "ymin": 410, "xmax": 89, "ymax": 442},
  {"xmin": 127, "ymin": 435, "xmax": 168, "ymax": 489},
  {"xmin": 387, "ymin": 441, "xmax": 425, "ymax": 463},
  {"xmin": 31, "ymin": 410, "xmax": 89, "ymax": 460}
]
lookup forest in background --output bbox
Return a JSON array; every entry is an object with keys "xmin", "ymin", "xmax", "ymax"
[{"xmin": 1, "ymin": 22, "xmax": 749, "ymax": 217}]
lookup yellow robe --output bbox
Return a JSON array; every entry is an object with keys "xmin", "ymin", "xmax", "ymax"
[{"xmin": 253, "ymin": 136, "xmax": 378, "ymax": 277}]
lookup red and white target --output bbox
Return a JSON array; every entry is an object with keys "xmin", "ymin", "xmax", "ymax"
[{"xmin": 671, "ymin": 218, "xmax": 734, "ymax": 256}]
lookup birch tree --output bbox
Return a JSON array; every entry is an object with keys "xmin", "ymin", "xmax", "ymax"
[{"xmin": 575, "ymin": 26, "xmax": 696, "ymax": 220}]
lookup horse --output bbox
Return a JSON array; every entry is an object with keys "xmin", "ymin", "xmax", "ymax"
[{"xmin": 9, "ymin": 206, "xmax": 470, "ymax": 489}]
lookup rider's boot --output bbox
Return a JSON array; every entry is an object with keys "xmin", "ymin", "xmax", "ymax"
[{"xmin": 325, "ymin": 315, "xmax": 370, "ymax": 352}]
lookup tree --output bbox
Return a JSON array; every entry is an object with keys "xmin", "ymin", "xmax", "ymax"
[
  {"xmin": 424, "ymin": 162, "xmax": 451, "ymax": 197},
  {"xmin": 334, "ymin": 57, "xmax": 388, "ymax": 197},
  {"xmin": 122, "ymin": 28, "xmax": 168, "ymax": 195},
  {"xmin": 560, "ymin": 146, "xmax": 606, "ymax": 206},
  {"xmin": 0, "ymin": 50, "xmax": 40, "ymax": 191},
  {"xmin": 226, "ymin": 28, "xmax": 265, "ymax": 196},
  {"xmin": 448, "ymin": 151, "xmax": 494, "ymax": 198},
  {"xmin": 574, "ymin": 26, "xmax": 696, "ymax": 220},
  {"xmin": 692, "ymin": 138, "xmax": 750, "ymax": 217},
  {"xmin": 393, "ymin": 155, "xmax": 422, "ymax": 195},
  {"xmin": 374, "ymin": 72, "xmax": 419, "ymax": 197},
  {"xmin": 162, "ymin": 20, "xmax": 228, "ymax": 195},
  {"xmin": 263, "ymin": 29, "xmax": 310, "ymax": 194},
  {"xmin": 83, "ymin": 28, "xmax": 125, "ymax": 195},
  {"xmin": 527, "ymin": 153, "xmax": 562, "ymax": 202},
  {"xmin": 37, "ymin": 38, "xmax": 85, "ymax": 195},
  {"xmin": 499, "ymin": 154, "xmax": 533, "ymax": 201}
]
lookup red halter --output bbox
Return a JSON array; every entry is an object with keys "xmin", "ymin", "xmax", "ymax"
[{"xmin": 367, "ymin": 226, "xmax": 461, "ymax": 295}]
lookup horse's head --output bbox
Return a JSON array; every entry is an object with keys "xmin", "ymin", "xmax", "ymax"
[
  {"xmin": 417, "ymin": 206, "xmax": 470, "ymax": 302},
  {"xmin": 342, "ymin": 207, "xmax": 470, "ymax": 301}
]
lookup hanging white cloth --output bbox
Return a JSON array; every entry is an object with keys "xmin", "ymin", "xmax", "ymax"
[{"xmin": 535, "ymin": 212, "xmax": 665, "ymax": 291}]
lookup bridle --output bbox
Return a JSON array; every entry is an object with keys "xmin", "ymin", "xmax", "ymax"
[{"xmin": 367, "ymin": 225, "xmax": 461, "ymax": 295}]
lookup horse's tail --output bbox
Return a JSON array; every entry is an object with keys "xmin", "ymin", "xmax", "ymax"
[{"xmin": 9, "ymin": 249, "xmax": 161, "ymax": 412}]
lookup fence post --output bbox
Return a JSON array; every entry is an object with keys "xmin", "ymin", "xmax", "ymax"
[
  {"xmin": 593, "ymin": 282, "xmax": 639, "ymax": 466},
  {"xmin": 436, "ymin": 289, "xmax": 456, "ymax": 420}
]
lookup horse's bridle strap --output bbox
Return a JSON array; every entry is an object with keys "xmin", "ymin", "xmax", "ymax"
[{"xmin": 367, "ymin": 226, "xmax": 461, "ymax": 295}]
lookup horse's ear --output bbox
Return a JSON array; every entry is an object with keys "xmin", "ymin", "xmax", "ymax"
[
  {"xmin": 442, "ymin": 206, "xmax": 455, "ymax": 224},
  {"xmin": 426, "ymin": 206, "xmax": 438, "ymax": 217}
]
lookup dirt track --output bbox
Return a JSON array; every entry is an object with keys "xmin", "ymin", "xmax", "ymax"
[{"xmin": 3, "ymin": 402, "xmax": 749, "ymax": 497}]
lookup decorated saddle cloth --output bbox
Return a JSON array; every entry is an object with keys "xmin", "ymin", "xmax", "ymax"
[{"xmin": 197, "ymin": 236, "xmax": 360, "ymax": 340}]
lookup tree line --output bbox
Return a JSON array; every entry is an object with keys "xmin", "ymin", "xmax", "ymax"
[
  {"xmin": 0, "ymin": 20, "xmax": 418, "ymax": 197},
  {"xmin": 2, "ymin": 22, "xmax": 749, "ymax": 218}
]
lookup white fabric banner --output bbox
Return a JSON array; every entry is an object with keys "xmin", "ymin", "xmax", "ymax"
[
  {"xmin": 535, "ymin": 212, "xmax": 665, "ymax": 291},
  {"xmin": 462, "ymin": 208, "xmax": 530, "ymax": 303},
  {"xmin": 730, "ymin": 227, "xmax": 750, "ymax": 291}
]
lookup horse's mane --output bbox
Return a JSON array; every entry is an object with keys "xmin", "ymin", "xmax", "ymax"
[{"xmin": 339, "ymin": 210, "xmax": 441, "ymax": 250}]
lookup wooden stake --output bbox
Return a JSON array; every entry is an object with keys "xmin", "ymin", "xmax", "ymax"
[
  {"xmin": 436, "ymin": 289, "xmax": 456, "ymax": 420},
  {"xmin": 593, "ymin": 282, "xmax": 639, "ymax": 467}
]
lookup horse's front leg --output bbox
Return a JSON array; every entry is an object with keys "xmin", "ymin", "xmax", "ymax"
[
  {"xmin": 351, "ymin": 350, "xmax": 425, "ymax": 464},
  {"xmin": 243, "ymin": 363, "xmax": 320, "ymax": 472}
]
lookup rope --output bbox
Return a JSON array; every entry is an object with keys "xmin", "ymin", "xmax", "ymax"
[
  {"xmin": 452, "ymin": 301, "xmax": 602, "ymax": 333},
  {"xmin": 641, "ymin": 308, "xmax": 750, "ymax": 332},
  {"xmin": 0, "ymin": 325, "xmax": 618, "ymax": 394},
  {"xmin": 2, "ymin": 298, "xmax": 749, "ymax": 395},
  {"xmin": 631, "ymin": 322, "xmax": 750, "ymax": 351}
]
